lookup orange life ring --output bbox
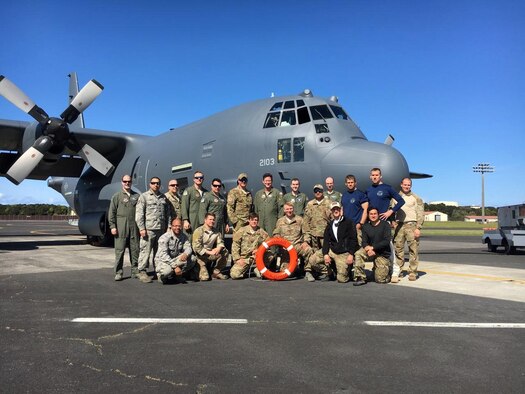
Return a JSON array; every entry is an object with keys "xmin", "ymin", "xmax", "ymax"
[{"xmin": 255, "ymin": 237, "xmax": 298, "ymax": 280}]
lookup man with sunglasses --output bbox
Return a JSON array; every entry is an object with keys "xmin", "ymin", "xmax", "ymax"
[
  {"xmin": 181, "ymin": 170, "xmax": 207, "ymax": 241},
  {"xmin": 135, "ymin": 176, "xmax": 172, "ymax": 283},
  {"xmin": 165, "ymin": 179, "xmax": 181, "ymax": 219},
  {"xmin": 108, "ymin": 175, "xmax": 140, "ymax": 281},
  {"xmin": 199, "ymin": 178, "xmax": 229, "ymax": 236},
  {"xmin": 227, "ymin": 173, "xmax": 253, "ymax": 233}
]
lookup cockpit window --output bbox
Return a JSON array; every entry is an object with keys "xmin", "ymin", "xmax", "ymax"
[
  {"xmin": 330, "ymin": 105, "xmax": 349, "ymax": 120},
  {"xmin": 280, "ymin": 110, "xmax": 296, "ymax": 126},
  {"xmin": 297, "ymin": 106, "xmax": 310, "ymax": 124},
  {"xmin": 283, "ymin": 100, "xmax": 295, "ymax": 109},
  {"xmin": 270, "ymin": 102, "xmax": 283, "ymax": 111},
  {"xmin": 310, "ymin": 105, "xmax": 334, "ymax": 121},
  {"xmin": 296, "ymin": 99, "xmax": 305, "ymax": 107},
  {"xmin": 264, "ymin": 112, "xmax": 280, "ymax": 128}
]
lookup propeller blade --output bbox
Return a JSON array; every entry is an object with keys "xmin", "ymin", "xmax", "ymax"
[
  {"xmin": 0, "ymin": 75, "xmax": 49, "ymax": 123},
  {"xmin": 6, "ymin": 136, "xmax": 54, "ymax": 184},
  {"xmin": 77, "ymin": 143, "xmax": 115, "ymax": 176},
  {"xmin": 60, "ymin": 79, "xmax": 104, "ymax": 124}
]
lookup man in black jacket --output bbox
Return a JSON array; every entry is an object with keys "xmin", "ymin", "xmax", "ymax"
[
  {"xmin": 306, "ymin": 201, "xmax": 359, "ymax": 283},
  {"xmin": 353, "ymin": 207, "xmax": 392, "ymax": 285}
]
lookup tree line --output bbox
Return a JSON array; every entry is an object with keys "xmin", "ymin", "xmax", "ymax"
[
  {"xmin": 425, "ymin": 203, "xmax": 497, "ymax": 221},
  {"xmin": 0, "ymin": 204, "xmax": 70, "ymax": 216}
]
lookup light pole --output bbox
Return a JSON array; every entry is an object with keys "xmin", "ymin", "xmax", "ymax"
[{"xmin": 472, "ymin": 163, "xmax": 494, "ymax": 223}]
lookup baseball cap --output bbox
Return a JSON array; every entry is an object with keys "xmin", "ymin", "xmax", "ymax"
[{"xmin": 330, "ymin": 201, "xmax": 342, "ymax": 210}]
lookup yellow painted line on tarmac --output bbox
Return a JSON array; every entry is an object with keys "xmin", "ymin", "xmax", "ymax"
[{"xmin": 421, "ymin": 269, "xmax": 525, "ymax": 285}]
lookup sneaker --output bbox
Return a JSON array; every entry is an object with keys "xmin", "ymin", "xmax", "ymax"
[
  {"xmin": 138, "ymin": 271, "xmax": 153, "ymax": 283},
  {"xmin": 408, "ymin": 273, "xmax": 417, "ymax": 281},
  {"xmin": 305, "ymin": 272, "xmax": 315, "ymax": 282},
  {"xmin": 158, "ymin": 274, "xmax": 168, "ymax": 285},
  {"xmin": 253, "ymin": 267, "xmax": 261, "ymax": 278},
  {"xmin": 212, "ymin": 271, "xmax": 229, "ymax": 280},
  {"xmin": 353, "ymin": 279, "xmax": 366, "ymax": 286},
  {"xmin": 318, "ymin": 274, "xmax": 332, "ymax": 282},
  {"xmin": 114, "ymin": 273, "xmax": 123, "ymax": 281},
  {"xmin": 391, "ymin": 275, "xmax": 399, "ymax": 284}
]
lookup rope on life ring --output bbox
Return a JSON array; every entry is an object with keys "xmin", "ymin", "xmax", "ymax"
[{"xmin": 255, "ymin": 237, "xmax": 298, "ymax": 280}]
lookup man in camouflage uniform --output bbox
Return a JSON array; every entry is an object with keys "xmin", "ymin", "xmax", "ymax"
[
  {"xmin": 181, "ymin": 170, "xmax": 207, "ymax": 241},
  {"xmin": 230, "ymin": 213, "xmax": 269, "ymax": 280},
  {"xmin": 227, "ymin": 173, "xmax": 253, "ymax": 233},
  {"xmin": 165, "ymin": 179, "xmax": 181, "ymax": 219},
  {"xmin": 254, "ymin": 172, "xmax": 283, "ymax": 236},
  {"xmin": 392, "ymin": 177, "xmax": 424, "ymax": 283},
  {"xmin": 192, "ymin": 213, "xmax": 229, "ymax": 281},
  {"xmin": 108, "ymin": 175, "xmax": 140, "ymax": 281},
  {"xmin": 155, "ymin": 218, "xmax": 197, "ymax": 284},
  {"xmin": 280, "ymin": 178, "xmax": 308, "ymax": 217},
  {"xmin": 273, "ymin": 202, "xmax": 313, "ymax": 275},
  {"xmin": 199, "ymin": 178, "xmax": 229, "ymax": 236},
  {"xmin": 135, "ymin": 176, "xmax": 172, "ymax": 283},
  {"xmin": 324, "ymin": 176, "xmax": 342, "ymax": 203}
]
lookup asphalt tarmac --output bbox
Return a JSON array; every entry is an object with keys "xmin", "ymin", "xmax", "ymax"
[{"xmin": 1, "ymin": 220, "xmax": 524, "ymax": 393}]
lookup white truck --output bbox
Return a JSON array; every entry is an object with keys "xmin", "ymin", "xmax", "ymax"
[{"xmin": 482, "ymin": 204, "xmax": 525, "ymax": 254}]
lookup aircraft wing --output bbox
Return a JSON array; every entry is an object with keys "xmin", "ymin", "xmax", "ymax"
[
  {"xmin": 410, "ymin": 172, "xmax": 433, "ymax": 179},
  {"xmin": 0, "ymin": 118, "xmax": 144, "ymax": 180}
]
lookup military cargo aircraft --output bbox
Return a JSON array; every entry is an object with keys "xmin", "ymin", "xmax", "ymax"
[{"xmin": 0, "ymin": 73, "xmax": 430, "ymax": 243}]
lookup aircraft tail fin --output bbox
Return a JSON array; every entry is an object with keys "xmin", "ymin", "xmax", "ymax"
[{"xmin": 68, "ymin": 72, "xmax": 85, "ymax": 128}]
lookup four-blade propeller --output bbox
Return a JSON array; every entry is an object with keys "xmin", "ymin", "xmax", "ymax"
[{"xmin": 0, "ymin": 75, "xmax": 114, "ymax": 184}]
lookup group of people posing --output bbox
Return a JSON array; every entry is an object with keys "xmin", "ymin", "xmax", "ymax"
[{"xmin": 108, "ymin": 168, "xmax": 424, "ymax": 286}]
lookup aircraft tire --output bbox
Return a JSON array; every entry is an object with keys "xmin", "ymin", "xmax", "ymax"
[{"xmin": 255, "ymin": 238, "xmax": 298, "ymax": 280}]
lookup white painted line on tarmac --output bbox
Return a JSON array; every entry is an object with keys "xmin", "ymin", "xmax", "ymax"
[
  {"xmin": 364, "ymin": 321, "xmax": 525, "ymax": 328},
  {"xmin": 71, "ymin": 318, "xmax": 248, "ymax": 324}
]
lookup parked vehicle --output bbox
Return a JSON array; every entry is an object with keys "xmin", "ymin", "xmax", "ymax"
[{"xmin": 482, "ymin": 204, "xmax": 525, "ymax": 254}]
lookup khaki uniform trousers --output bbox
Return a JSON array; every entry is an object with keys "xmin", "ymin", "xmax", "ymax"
[
  {"xmin": 308, "ymin": 249, "xmax": 352, "ymax": 282},
  {"xmin": 394, "ymin": 222, "xmax": 419, "ymax": 275},
  {"xmin": 230, "ymin": 256, "xmax": 255, "ymax": 279},
  {"xmin": 354, "ymin": 248, "xmax": 390, "ymax": 283},
  {"xmin": 195, "ymin": 250, "xmax": 229, "ymax": 280}
]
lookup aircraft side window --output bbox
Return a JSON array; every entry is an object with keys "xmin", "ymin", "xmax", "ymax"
[
  {"xmin": 310, "ymin": 105, "xmax": 334, "ymax": 121},
  {"xmin": 277, "ymin": 138, "xmax": 292, "ymax": 163},
  {"xmin": 330, "ymin": 105, "xmax": 349, "ymax": 120},
  {"xmin": 315, "ymin": 124, "xmax": 330, "ymax": 133},
  {"xmin": 270, "ymin": 102, "xmax": 283, "ymax": 111},
  {"xmin": 264, "ymin": 112, "xmax": 281, "ymax": 128},
  {"xmin": 284, "ymin": 100, "xmax": 295, "ymax": 109},
  {"xmin": 297, "ymin": 106, "xmax": 310, "ymax": 124},
  {"xmin": 296, "ymin": 99, "xmax": 305, "ymax": 107},
  {"xmin": 280, "ymin": 110, "xmax": 296, "ymax": 126},
  {"xmin": 293, "ymin": 137, "xmax": 305, "ymax": 162}
]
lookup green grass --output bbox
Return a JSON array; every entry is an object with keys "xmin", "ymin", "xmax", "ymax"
[{"xmin": 423, "ymin": 221, "xmax": 497, "ymax": 236}]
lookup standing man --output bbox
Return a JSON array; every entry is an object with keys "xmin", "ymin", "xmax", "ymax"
[
  {"xmin": 192, "ymin": 213, "xmax": 230, "ymax": 281},
  {"xmin": 199, "ymin": 178, "xmax": 229, "ymax": 236},
  {"xmin": 273, "ymin": 202, "xmax": 313, "ymax": 275},
  {"xmin": 353, "ymin": 207, "xmax": 392, "ymax": 285},
  {"xmin": 392, "ymin": 178, "xmax": 424, "ymax": 283},
  {"xmin": 341, "ymin": 174, "xmax": 368, "ymax": 244},
  {"xmin": 135, "ymin": 176, "xmax": 171, "ymax": 283},
  {"xmin": 155, "ymin": 218, "xmax": 197, "ymax": 284},
  {"xmin": 365, "ymin": 168, "xmax": 404, "ymax": 222},
  {"xmin": 302, "ymin": 184, "xmax": 332, "ymax": 253},
  {"xmin": 230, "ymin": 213, "xmax": 269, "ymax": 280},
  {"xmin": 227, "ymin": 173, "xmax": 253, "ymax": 233},
  {"xmin": 254, "ymin": 173, "xmax": 283, "ymax": 236},
  {"xmin": 307, "ymin": 202, "xmax": 359, "ymax": 283},
  {"xmin": 108, "ymin": 175, "xmax": 140, "ymax": 281},
  {"xmin": 181, "ymin": 170, "xmax": 207, "ymax": 240},
  {"xmin": 165, "ymin": 179, "xmax": 182, "ymax": 219},
  {"xmin": 324, "ymin": 176, "xmax": 342, "ymax": 203},
  {"xmin": 281, "ymin": 178, "xmax": 308, "ymax": 217}
]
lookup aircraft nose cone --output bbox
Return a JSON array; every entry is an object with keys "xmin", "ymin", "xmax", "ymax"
[{"xmin": 320, "ymin": 140, "xmax": 410, "ymax": 186}]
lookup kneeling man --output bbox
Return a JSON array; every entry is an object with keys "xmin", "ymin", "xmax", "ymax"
[
  {"xmin": 353, "ymin": 207, "xmax": 392, "ymax": 285},
  {"xmin": 155, "ymin": 218, "xmax": 197, "ymax": 284}
]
